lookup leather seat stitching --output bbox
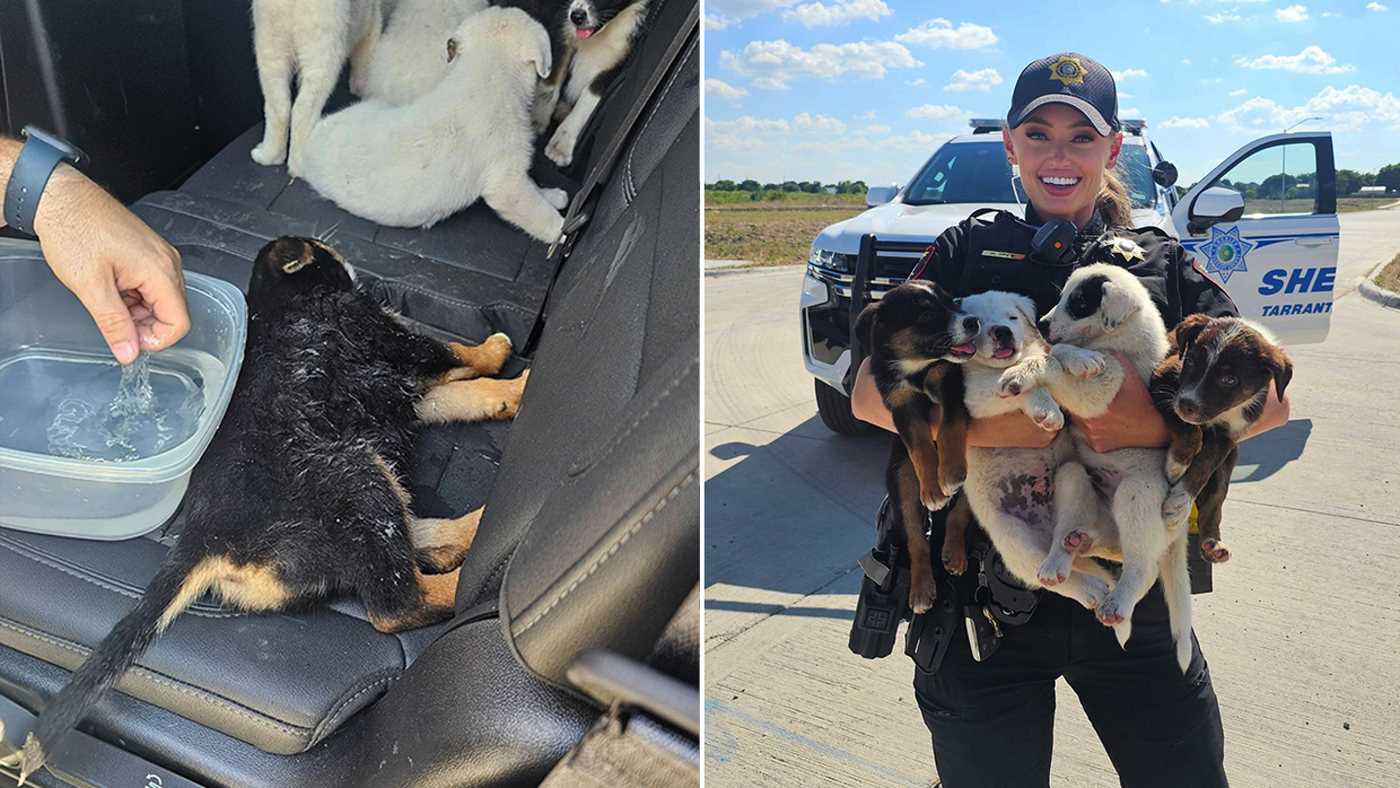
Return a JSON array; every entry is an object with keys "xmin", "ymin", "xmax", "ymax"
[
  {"xmin": 0, "ymin": 617, "xmax": 310, "ymax": 737},
  {"xmin": 567, "ymin": 358, "xmax": 697, "ymax": 476},
  {"xmin": 0, "ymin": 537, "xmax": 240, "ymax": 619},
  {"xmin": 625, "ymin": 33, "xmax": 693, "ymax": 205},
  {"xmin": 515, "ymin": 470, "xmax": 695, "ymax": 636},
  {"xmin": 310, "ymin": 670, "xmax": 401, "ymax": 744}
]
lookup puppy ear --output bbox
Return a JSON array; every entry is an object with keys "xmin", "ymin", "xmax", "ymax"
[
  {"xmin": 1170, "ymin": 313, "xmax": 1213, "ymax": 353},
  {"xmin": 1267, "ymin": 345, "xmax": 1294, "ymax": 400},
  {"xmin": 526, "ymin": 22, "xmax": 553, "ymax": 79},
  {"xmin": 446, "ymin": 36, "xmax": 459, "ymax": 63},
  {"xmin": 1099, "ymin": 281, "xmax": 1139, "ymax": 331},
  {"xmin": 854, "ymin": 301, "xmax": 881, "ymax": 353},
  {"xmin": 1012, "ymin": 297, "xmax": 1038, "ymax": 330}
]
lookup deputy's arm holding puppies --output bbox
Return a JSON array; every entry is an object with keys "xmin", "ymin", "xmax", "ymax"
[{"xmin": 852, "ymin": 359, "xmax": 1056, "ymax": 448}]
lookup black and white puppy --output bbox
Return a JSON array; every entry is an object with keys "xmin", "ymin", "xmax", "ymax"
[{"xmin": 545, "ymin": 0, "xmax": 650, "ymax": 167}]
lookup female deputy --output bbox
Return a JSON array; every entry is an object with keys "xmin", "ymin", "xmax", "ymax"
[{"xmin": 851, "ymin": 53, "xmax": 1289, "ymax": 787}]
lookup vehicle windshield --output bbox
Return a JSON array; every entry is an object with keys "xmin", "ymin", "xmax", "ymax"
[{"xmin": 901, "ymin": 139, "xmax": 1157, "ymax": 210}]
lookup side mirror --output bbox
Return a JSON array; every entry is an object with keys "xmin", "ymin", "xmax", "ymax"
[
  {"xmin": 1188, "ymin": 186, "xmax": 1245, "ymax": 233},
  {"xmin": 865, "ymin": 186, "xmax": 898, "ymax": 207},
  {"xmin": 1152, "ymin": 161, "xmax": 1178, "ymax": 188}
]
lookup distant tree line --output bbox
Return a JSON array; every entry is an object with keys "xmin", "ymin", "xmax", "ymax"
[
  {"xmin": 1212, "ymin": 164, "xmax": 1400, "ymax": 199},
  {"xmin": 705, "ymin": 179, "xmax": 869, "ymax": 194}
]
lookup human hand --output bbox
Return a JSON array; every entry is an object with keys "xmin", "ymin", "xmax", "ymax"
[
  {"xmin": 33, "ymin": 165, "xmax": 189, "ymax": 365},
  {"xmin": 967, "ymin": 410, "xmax": 1058, "ymax": 449},
  {"xmin": 1072, "ymin": 353, "xmax": 1170, "ymax": 452}
]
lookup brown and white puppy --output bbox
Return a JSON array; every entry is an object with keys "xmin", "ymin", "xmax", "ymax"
[
  {"xmin": 1151, "ymin": 314, "xmax": 1292, "ymax": 563},
  {"xmin": 854, "ymin": 281, "xmax": 980, "ymax": 612}
]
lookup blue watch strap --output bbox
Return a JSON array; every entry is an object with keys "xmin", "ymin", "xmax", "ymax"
[{"xmin": 4, "ymin": 134, "xmax": 70, "ymax": 237}]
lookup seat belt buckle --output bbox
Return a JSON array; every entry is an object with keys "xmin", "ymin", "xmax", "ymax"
[{"xmin": 548, "ymin": 210, "xmax": 592, "ymax": 260}]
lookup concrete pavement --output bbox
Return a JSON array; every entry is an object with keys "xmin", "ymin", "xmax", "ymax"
[{"xmin": 704, "ymin": 208, "xmax": 1400, "ymax": 787}]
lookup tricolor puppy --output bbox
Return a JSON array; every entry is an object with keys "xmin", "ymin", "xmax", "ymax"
[
  {"xmin": 854, "ymin": 281, "xmax": 979, "ymax": 612},
  {"xmin": 999, "ymin": 262, "xmax": 1194, "ymax": 673},
  {"xmin": 1151, "ymin": 314, "xmax": 1292, "ymax": 563},
  {"xmin": 956, "ymin": 291, "xmax": 1119, "ymax": 614},
  {"xmin": 16, "ymin": 237, "xmax": 528, "ymax": 782}
]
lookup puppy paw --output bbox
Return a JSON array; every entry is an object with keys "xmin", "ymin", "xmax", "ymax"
[
  {"xmin": 1164, "ymin": 454, "xmax": 1190, "ymax": 484},
  {"xmin": 1029, "ymin": 403, "xmax": 1065, "ymax": 431},
  {"xmin": 1201, "ymin": 538, "xmax": 1232, "ymax": 563},
  {"xmin": 1063, "ymin": 529, "xmax": 1094, "ymax": 554},
  {"xmin": 543, "ymin": 187, "xmax": 570, "ymax": 211},
  {"xmin": 1076, "ymin": 576, "xmax": 1110, "ymax": 610},
  {"xmin": 251, "ymin": 142, "xmax": 286, "ymax": 166},
  {"xmin": 1162, "ymin": 484, "xmax": 1192, "ymax": 529},
  {"xmin": 546, "ymin": 129, "xmax": 576, "ymax": 168},
  {"xmin": 287, "ymin": 149, "xmax": 306, "ymax": 179},
  {"xmin": 942, "ymin": 544, "xmax": 967, "ymax": 576},
  {"xmin": 908, "ymin": 574, "xmax": 937, "ymax": 614},
  {"xmin": 919, "ymin": 484, "xmax": 950, "ymax": 512},
  {"xmin": 938, "ymin": 475, "xmax": 964, "ymax": 499},
  {"xmin": 997, "ymin": 366, "xmax": 1036, "ymax": 398},
  {"xmin": 1096, "ymin": 593, "xmax": 1132, "ymax": 630},
  {"xmin": 1058, "ymin": 347, "xmax": 1108, "ymax": 378},
  {"xmin": 1036, "ymin": 552, "xmax": 1071, "ymax": 587}
]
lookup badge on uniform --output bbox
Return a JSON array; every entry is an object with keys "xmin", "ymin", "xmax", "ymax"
[
  {"xmin": 1102, "ymin": 235, "xmax": 1146, "ymax": 264},
  {"xmin": 982, "ymin": 250, "xmax": 1027, "ymax": 261}
]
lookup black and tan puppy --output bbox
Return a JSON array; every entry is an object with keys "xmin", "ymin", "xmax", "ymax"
[
  {"xmin": 855, "ymin": 281, "xmax": 979, "ymax": 612},
  {"xmin": 1151, "ymin": 314, "xmax": 1292, "ymax": 563},
  {"xmin": 18, "ymin": 237, "xmax": 527, "ymax": 781}
]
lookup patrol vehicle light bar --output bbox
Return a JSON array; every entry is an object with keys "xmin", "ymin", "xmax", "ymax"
[{"xmin": 969, "ymin": 118, "xmax": 1006, "ymax": 133}]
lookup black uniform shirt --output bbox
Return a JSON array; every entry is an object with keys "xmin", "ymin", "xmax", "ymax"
[{"xmin": 916, "ymin": 205, "xmax": 1239, "ymax": 327}]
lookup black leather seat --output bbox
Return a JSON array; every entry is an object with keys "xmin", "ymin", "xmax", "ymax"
[{"xmin": 0, "ymin": 0, "xmax": 697, "ymax": 783}]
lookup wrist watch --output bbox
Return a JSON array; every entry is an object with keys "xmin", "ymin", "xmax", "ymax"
[{"xmin": 4, "ymin": 125, "xmax": 86, "ymax": 237}]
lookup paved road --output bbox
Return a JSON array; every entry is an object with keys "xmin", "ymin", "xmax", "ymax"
[{"xmin": 704, "ymin": 208, "xmax": 1400, "ymax": 787}]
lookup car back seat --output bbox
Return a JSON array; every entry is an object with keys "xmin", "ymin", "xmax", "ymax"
[{"xmin": 0, "ymin": 0, "xmax": 697, "ymax": 783}]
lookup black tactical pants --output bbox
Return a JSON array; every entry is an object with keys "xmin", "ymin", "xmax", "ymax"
[{"xmin": 913, "ymin": 584, "xmax": 1228, "ymax": 788}]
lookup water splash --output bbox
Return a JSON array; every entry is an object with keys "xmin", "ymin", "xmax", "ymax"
[{"xmin": 43, "ymin": 353, "xmax": 205, "ymax": 462}]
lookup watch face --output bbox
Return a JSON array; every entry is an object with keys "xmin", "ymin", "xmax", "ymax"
[{"xmin": 21, "ymin": 125, "xmax": 85, "ymax": 166}]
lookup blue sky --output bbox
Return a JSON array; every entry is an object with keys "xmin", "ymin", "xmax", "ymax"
[{"xmin": 703, "ymin": 0, "xmax": 1400, "ymax": 186}]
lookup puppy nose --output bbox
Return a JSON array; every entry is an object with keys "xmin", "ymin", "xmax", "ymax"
[
  {"xmin": 571, "ymin": 8, "xmax": 589, "ymax": 24},
  {"xmin": 1037, "ymin": 318, "xmax": 1051, "ymax": 337},
  {"xmin": 991, "ymin": 326, "xmax": 1012, "ymax": 344},
  {"xmin": 962, "ymin": 317, "xmax": 980, "ymax": 335},
  {"xmin": 1176, "ymin": 398, "xmax": 1201, "ymax": 418}
]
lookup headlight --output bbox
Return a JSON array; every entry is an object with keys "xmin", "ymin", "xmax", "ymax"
[
  {"xmin": 800, "ymin": 272, "xmax": 831, "ymax": 308},
  {"xmin": 808, "ymin": 248, "xmax": 854, "ymax": 274}
]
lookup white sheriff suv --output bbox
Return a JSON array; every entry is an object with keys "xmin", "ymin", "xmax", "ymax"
[{"xmin": 802, "ymin": 119, "xmax": 1340, "ymax": 433}]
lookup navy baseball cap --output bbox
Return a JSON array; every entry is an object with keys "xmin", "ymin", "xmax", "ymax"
[{"xmin": 1007, "ymin": 53, "xmax": 1120, "ymax": 136}]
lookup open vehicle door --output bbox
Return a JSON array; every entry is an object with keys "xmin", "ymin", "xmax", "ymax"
[{"xmin": 1172, "ymin": 131, "xmax": 1339, "ymax": 345}]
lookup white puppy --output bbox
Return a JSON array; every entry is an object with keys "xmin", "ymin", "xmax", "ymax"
[
  {"xmin": 998, "ymin": 262, "xmax": 1192, "ymax": 672},
  {"xmin": 957, "ymin": 291, "xmax": 1119, "ymax": 613},
  {"xmin": 361, "ymin": 0, "xmax": 486, "ymax": 105},
  {"xmin": 542, "ymin": 0, "xmax": 650, "ymax": 167},
  {"xmin": 250, "ymin": 0, "xmax": 384, "ymax": 176},
  {"xmin": 301, "ymin": 8, "xmax": 568, "ymax": 241}
]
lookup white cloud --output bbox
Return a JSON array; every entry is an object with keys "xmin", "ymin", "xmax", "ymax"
[
  {"xmin": 1120, "ymin": 107, "xmax": 1143, "ymax": 118},
  {"xmin": 906, "ymin": 104, "xmax": 964, "ymax": 121},
  {"xmin": 794, "ymin": 112, "xmax": 849, "ymax": 134},
  {"xmin": 1204, "ymin": 11, "xmax": 1242, "ymax": 23},
  {"xmin": 1275, "ymin": 4, "xmax": 1309, "ymax": 22},
  {"xmin": 1181, "ymin": 59, "xmax": 1193, "ymax": 66},
  {"xmin": 944, "ymin": 67, "xmax": 1002, "ymax": 92},
  {"xmin": 1234, "ymin": 46, "xmax": 1354, "ymax": 74},
  {"xmin": 1112, "ymin": 68, "xmax": 1149, "ymax": 81},
  {"xmin": 704, "ymin": 0, "xmax": 800, "ymax": 30},
  {"xmin": 895, "ymin": 18, "xmax": 998, "ymax": 49},
  {"xmin": 1229, "ymin": 88, "xmax": 1248, "ymax": 96},
  {"xmin": 908, "ymin": 78, "xmax": 928, "ymax": 87},
  {"xmin": 1367, "ymin": 1, "xmax": 1388, "ymax": 10},
  {"xmin": 721, "ymin": 39, "xmax": 923, "ymax": 89},
  {"xmin": 1215, "ymin": 85, "xmax": 1400, "ymax": 133},
  {"xmin": 705, "ymin": 79, "xmax": 749, "ymax": 101},
  {"xmin": 1119, "ymin": 91, "xmax": 1135, "ymax": 99},
  {"xmin": 857, "ymin": 110, "xmax": 877, "ymax": 121},
  {"xmin": 862, "ymin": 124, "xmax": 892, "ymax": 135},
  {"xmin": 783, "ymin": 0, "xmax": 892, "ymax": 27},
  {"xmin": 1160, "ymin": 116, "xmax": 1211, "ymax": 128}
]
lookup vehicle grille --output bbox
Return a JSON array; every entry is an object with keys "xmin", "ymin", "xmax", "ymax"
[{"xmin": 807, "ymin": 241, "xmax": 931, "ymax": 299}]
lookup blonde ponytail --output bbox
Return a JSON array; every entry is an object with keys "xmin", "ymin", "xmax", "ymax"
[{"xmin": 1097, "ymin": 169, "xmax": 1132, "ymax": 227}]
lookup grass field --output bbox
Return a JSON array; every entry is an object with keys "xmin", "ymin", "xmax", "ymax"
[
  {"xmin": 1375, "ymin": 253, "xmax": 1400, "ymax": 294},
  {"xmin": 703, "ymin": 191, "xmax": 1397, "ymax": 267}
]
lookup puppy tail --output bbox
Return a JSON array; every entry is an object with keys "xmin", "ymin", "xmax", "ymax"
[
  {"xmin": 1159, "ymin": 535, "xmax": 1193, "ymax": 675},
  {"xmin": 18, "ymin": 551, "xmax": 208, "ymax": 784}
]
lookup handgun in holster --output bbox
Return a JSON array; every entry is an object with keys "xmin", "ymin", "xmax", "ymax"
[{"xmin": 848, "ymin": 498, "xmax": 910, "ymax": 659}]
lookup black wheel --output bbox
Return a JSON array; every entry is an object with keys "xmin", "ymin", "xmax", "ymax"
[{"xmin": 815, "ymin": 379, "xmax": 871, "ymax": 435}]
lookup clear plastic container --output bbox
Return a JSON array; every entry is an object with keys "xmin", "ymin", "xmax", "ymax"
[{"xmin": 0, "ymin": 240, "xmax": 246, "ymax": 539}]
